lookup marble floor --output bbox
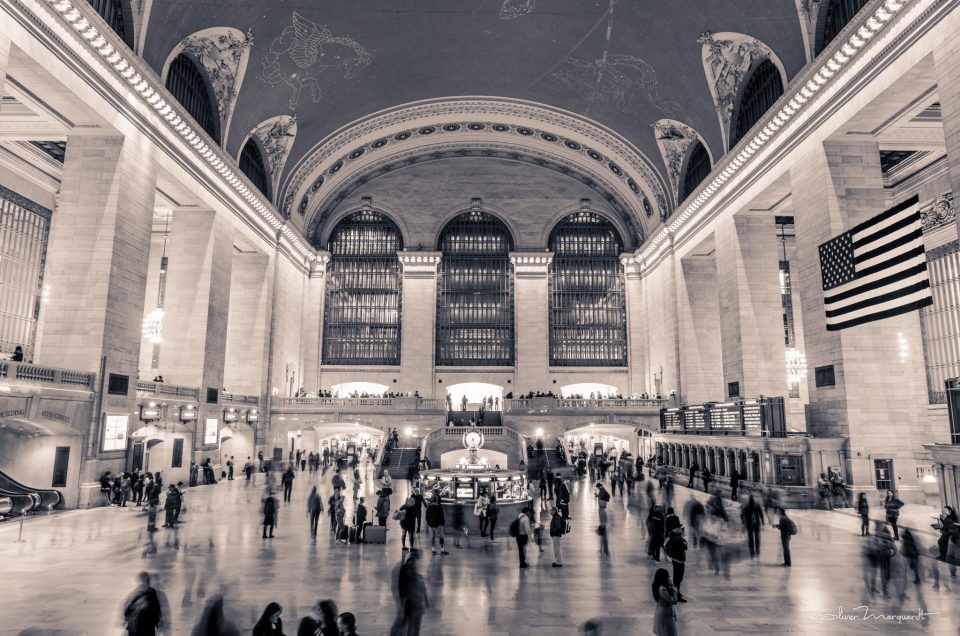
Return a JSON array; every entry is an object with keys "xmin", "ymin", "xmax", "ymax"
[{"xmin": 1, "ymin": 469, "xmax": 957, "ymax": 636}]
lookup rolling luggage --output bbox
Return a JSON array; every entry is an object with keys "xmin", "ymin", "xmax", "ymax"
[
  {"xmin": 365, "ymin": 525, "xmax": 388, "ymax": 544},
  {"xmin": 348, "ymin": 525, "xmax": 359, "ymax": 544}
]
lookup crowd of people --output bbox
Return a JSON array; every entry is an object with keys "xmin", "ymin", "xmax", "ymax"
[{"xmin": 295, "ymin": 388, "xmax": 422, "ymax": 399}]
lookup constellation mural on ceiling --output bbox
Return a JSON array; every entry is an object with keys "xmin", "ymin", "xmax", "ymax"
[
  {"xmin": 259, "ymin": 12, "xmax": 374, "ymax": 111},
  {"xmin": 500, "ymin": 0, "xmax": 536, "ymax": 20}
]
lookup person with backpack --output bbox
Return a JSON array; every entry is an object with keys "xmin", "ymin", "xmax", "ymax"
[
  {"xmin": 399, "ymin": 495, "xmax": 417, "ymax": 551},
  {"xmin": 262, "ymin": 490, "xmax": 278, "ymax": 539},
  {"xmin": 512, "ymin": 507, "xmax": 533, "ymax": 568},
  {"xmin": 774, "ymin": 509, "xmax": 796, "ymax": 566},
  {"xmin": 375, "ymin": 490, "xmax": 390, "ymax": 527},
  {"xmin": 425, "ymin": 494, "xmax": 448, "ymax": 555},
  {"xmin": 487, "ymin": 495, "xmax": 500, "ymax": 540},
  {"xmin": 549, "ymin": 506, "xmax": 566, "ymax": 567}
]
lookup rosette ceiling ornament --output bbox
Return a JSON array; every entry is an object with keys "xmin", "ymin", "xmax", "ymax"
[{"xmin": 282, "ymin": 98, "xmax": 671, "ymax": 249}]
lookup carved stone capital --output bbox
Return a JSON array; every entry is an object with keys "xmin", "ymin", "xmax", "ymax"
[
  {"xmin": 510, "ymin": 252, "xmax": 553, "ymax": 278},
  {"xmin": 398, "ymin": 251, "xmax": 442, "ymax": 278},
  {"xmin": 310, "ymin": 250, "xmax": 331, "ymax": 276}
]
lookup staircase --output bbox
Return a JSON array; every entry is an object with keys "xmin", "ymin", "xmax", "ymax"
[
  {"xmin": 526, "ymin": 444, "xmax": 568, "ymax": 481},
  {"xmin": 481, "ymin": 411, "xmax": 501, "ymax": 427},
  {"xmin": 381, "ymin": 447, "xmax": 420, "ymax": 480}
]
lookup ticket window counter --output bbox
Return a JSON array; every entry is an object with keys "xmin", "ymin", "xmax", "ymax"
[
  {"xmin": 776, "ymin": 455, "xmax": 805, "ymax": 486},
  {"xmin": 420, "ymin": 471, "xmax": 528, "ymax": 502}
]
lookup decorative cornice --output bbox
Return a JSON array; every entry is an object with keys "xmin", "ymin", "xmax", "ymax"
[
  {"xmin": 397, "ymin": 250, "xmax": 441, "ymax": 277},
  {"xmin": 281, "ymin": 97, "xmax": 671, "ymax": 239},
  {"xmin": 510, "ymin": 251, "xmax": 553, "ymax": 277},
  {"xmin": 639, "ymin": 0, "xmax": 914, "ymax": 264},
  {"xmin": 919, "ymin": 192, "xmax": 954, "ymax": 232},
  {"xmin": 0, "ymin": 183, "xmax": 53, "ymax": 219},
  {"xmin": 31, "ymin": 0, "xmax": 315, "ymax": 261}
]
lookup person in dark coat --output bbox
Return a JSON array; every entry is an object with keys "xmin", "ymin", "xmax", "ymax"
[
  {"xmin": 252, "ymin": 602, "xmax": 284, "ymax": 636},
  {"xmin": 883, "ymin": 490, "xmax": 904, "ymax": 540},
  {"xmin": 281, "ymin": 466, "xmax": 295, "ymax": 503},
  {"xmin": 122, "ymin": 572, "xmax": 163, "ymax": 636},
  {"xmin": 392, "ymin": 551, "xmax": 428, "ymax": 636},
  {"xmin": 307, "ymin": 486, "xmax": 323, "ymax": 538},
  {"xmin": 355, "ymin": 497, "xmax": 368, "ymax": 542},
  {"xmin": 400, "ymin": 496, "xmax": 418, "ymax": 550},
  {"xmin": 162, "ymin": 485, "xmax": 180, "ymax": 528},
  {"xmin": 729, "ymin": 468, "xmax": 740, "ymax": 500},
  {"xmin": 190, "ymin": 595, "xmax": 240, "ymax": 636},
  {"xmin": 316, "ymin": 599, "xmax": 339, "ymax": 636},
  {"xmin": 687, "ymin": 461, "xmax": 698, "ymax": 488},
  {"xmin": 556, "ymin": 477, "xmax": 571, "ymax": 520},
  {"xmin": 647, "ymin": 504, "xmax": 666, "ymax": 561},
  {"xmin": 774, "ymin": 510, "xmax": 796, "ymax": 566},
  {"xmin": 740, "ymin": 495, "xmax": 765, "ymax": 559},
  {"xmin": 701, "ymin": 467, "xmax": 712, "ymax": 493},
  {"xmin": 375, "ymin": 490, "xmax": 391, "ymax": 527},
  {"xmin": 262, "ymin": 490, "xmax": 278, "ymax": 539},
  {"xmin": 549, "ymin": 506, "xmax": 565, "ymax": 567},
  {"xmin": 664, "ymin": 526, "xmax": 688, "ymax": 603},
  {"xmin": 856, "ymin": 492, "xmax": 871, "ymax": 536}
]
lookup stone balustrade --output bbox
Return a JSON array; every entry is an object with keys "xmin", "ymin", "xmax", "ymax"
[
  {"xmin": 0, "ymin": 362, "xmax": 95, "ymax": 391},
  {"xmin": 136, "ymin": 381, "xmax": 200, "ymax": 400}
]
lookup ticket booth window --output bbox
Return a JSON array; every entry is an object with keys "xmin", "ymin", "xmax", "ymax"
[{"xmin": 775, "ymin": 455, "xmax": 804, "ymax": 486}]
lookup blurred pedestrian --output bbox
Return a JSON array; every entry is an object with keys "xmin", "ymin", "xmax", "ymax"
[
  {"xmin": 773, "ymin": 510, "xmax": 797, "ymax": 567},
  {"xmin": 122, "ymin": 572, "xmax": 163, "ymax": 636},
  {"xmin": 252, "ymin": 602, "xmax": 284, "ymax": 636},
  {"xmin": 262, "ymin": 490, "xmax": 278, "ymax": 539},
  {"xmin": 856, "ymin": 492, "xmax": 870, "ymax": 536},
  {"xmin": 307, "ymin": 486, "xmax": 323, "ymax": 538},
  {"xmin": 190, "ymin": 595, "xmax": 240, "ymax": 636},
  {"xmin": 883, "ymin": 490, "xmax": 904, "ymax": 540},
  {"xmin": 651, "ymin": 568, "xmax": 678, "ymax": 636}
]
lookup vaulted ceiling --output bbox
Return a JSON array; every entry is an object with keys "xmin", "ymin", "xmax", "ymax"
[{"xmin": 138, "ymin": 0, "xmax": 810, "ymax": 238}]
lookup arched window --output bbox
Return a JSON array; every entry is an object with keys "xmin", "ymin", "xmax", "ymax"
[
  {"xmin": 731, "ymin": 60, "xmax": 783, "ymax": 149},
  {"xmin": 818, "ymin": 0, "xmax": 871, "ymax": 55},
  {"xmin": 436, "ymin": 210, "xmax": 514, "ymax": 366},
  {"xmin": 239, "ymin": 139, "xmax": 270, "ymax": 200},
  {"xmin": 165, "ymin": 54, "xmax": 219, "ymax": 142},
  {"xmin": 679, "ymin": 141, "xmax": 711, "ymax": 203},
  {"xmin": 548, "ymin": 211, "xmax": 627, "ymax": 367},
  {"xmin": 322, "ymin": 211, "xmax": 403, "ymax": 365},
  {"xmin": 87, "ymin": 0, "xmax": 133, "ymax": 48}
]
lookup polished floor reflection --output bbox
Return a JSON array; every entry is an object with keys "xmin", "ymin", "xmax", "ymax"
[{"xmin": 1, "ymin": 468, "xmax": 956, "ymax": 635}]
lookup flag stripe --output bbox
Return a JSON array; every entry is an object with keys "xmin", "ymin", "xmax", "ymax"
[
  {"xmin": 826, "ymin": 296, "xmax": 933, "ymax": 331},
  {"xmin": 854, "ymin": 227, "xmax": 922, "ymax": 268},
  {"xmin": 824, "ymin": 258, "xmax": 926, "ymax": 303},
  {"xmin": 852, "ymin": 208, "xmax": 918, "ymax": 251},
  {"xmin": 826, "ymin": 246, "xmax": 925, "ymax": 296},
  {"xmin": 847, "ymin": 195, "xmax": 920, "ymax": 236},
  {"xmin": 825, "ymin": 277, "xmax": 930, "ymax": 317},
  {"xmin": 826, "ymin": 287, "xmax": 931, "ymax": 325}
]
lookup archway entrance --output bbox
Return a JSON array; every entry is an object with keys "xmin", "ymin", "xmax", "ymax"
[
  {"xmin": 560, "ymin": 383, "xmax": 620, "ymax": 399},
  {"xmin": 331, "ymin": 382, "xmax": 390, "ymax": 398},
  {"xmin": 219, "ymin": 423, "xmax": 254, "ymax": 474},
  {"xmin": 446, "ymin": 382, "xmax": 503, "ymax": 411},
  {"xmin": 563, "ymin": 424, "xmax": 637, "ymax": 460}
]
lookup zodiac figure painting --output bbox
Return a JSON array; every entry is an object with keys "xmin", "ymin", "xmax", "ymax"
[
  {"xmin": 259, "ymin": 12, "xmax": 373, "ymax": 110},
  {"xmin": 500, "ymin": 0, "xmax": 536, "ymax": 20}
]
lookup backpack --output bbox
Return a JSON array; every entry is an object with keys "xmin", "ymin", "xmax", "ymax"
[
  {"xmin": 508, "ymin": 518, "xmax": 520, "ymax": 537},
  {"xmin": 787, "ymin": 518, "xmax": 798, "ymax": 535},
  {"xmin": 564, "ymin": 520, "xmax": 573, "ymax": 535},
  {"xmin": 487, "ymin": 502, "xmax": 499, "ymax": 517},
  {"xmin": 393, "ymin": 508, "xmax": 406, "ymax": 522}
]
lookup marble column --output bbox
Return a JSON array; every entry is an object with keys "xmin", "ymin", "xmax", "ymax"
[
  {"xmin": 300, "ymin": 253, "xmax": 330, "ymax": 394},
  {"xmin": 933, "ymin": 13, "xmax": 960, "ymax": 206},
  {"xmin": 790, "ymin": 140, "xmax": 928, "ymax": 499},
  {"xmin": 397, "ymin": 251, "xmax": 441, "ymax": 397},
  {"xmin": 223, "ymin": 250, "xmax": 273, "ymax": 396},
  {"xmin": 715, "ymin": 213, "xmax": 789, "ymax": 399},
  {"xmin": 677, "ymin": 254, "xmax": 723, "ymax": 403},
  {"xmin": 159, "ymin": 209, "xmax": 234, "ymax": 450},
  {"xmin": 643, "ymin": 242, "xmax": 682, "ymax": 400},
  {"xmin": 511, "ymin": 252, "xmax": 553, "ymax": 395},
  {"xmin": 621, "ymin": 254, "xmax": 648, "ymax": 396},
  {"xmin": 0, "ymin": 31, "xmax": 9, "ymax": 106}
]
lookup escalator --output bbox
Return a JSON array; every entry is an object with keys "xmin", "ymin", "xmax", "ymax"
[{"xmin": 0, "ymin": 470, "xmax": 62, "ymax": 517}]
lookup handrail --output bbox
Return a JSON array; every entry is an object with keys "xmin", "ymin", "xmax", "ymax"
[
  {"xmin": 137, "ymin": 381, "xmax": 200, "ymax": 400},
  {"xmin": 278, "ymin": 396, "xmax": 442, "ymax": 409},
  {"xmin": 0, "ymin": 361, "xmax": 95, "ymax": 390},
  {"xmin": 504, "ymin": 398, "xmax": 667, "ymax": 411},
  {"xmin": 222, "ymin": 392, "xmax": 259, "ymax": 406}
]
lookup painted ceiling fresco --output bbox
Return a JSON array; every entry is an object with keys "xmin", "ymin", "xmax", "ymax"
[{"xmin": 141, "ymin": 0, "xmax": 807, "ymax": 207}]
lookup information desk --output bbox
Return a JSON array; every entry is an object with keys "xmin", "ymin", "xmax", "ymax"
[{"xmin": 418, "ymin": 468, "xmax": 531, "ymax": 537}]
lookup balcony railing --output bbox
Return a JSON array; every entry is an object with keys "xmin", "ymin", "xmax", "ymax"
[
  {"xmin": 136, "ymin": 381, "xmax": 200, "ymax": 400},
  {"xmin": 0, "ymin": 362, "xmax": 95, "ymax": 390},
  {"xmin": 505, "ymin": 398, "xmax": 666, "ymax": 411},
  {"xmin": 222, "ymin": 392, "xmax": 259, "ymax": 406},
  {"xmin": 278, "ymin": 396, "xmax": 443, "ymax": 410}
]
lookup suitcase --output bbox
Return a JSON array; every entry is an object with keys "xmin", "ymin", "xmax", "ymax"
[
  {"xmin": 365, "ymin": 525, "xmax": 388, "ymax": 544},
  {"xmin": 348, "ymin": 525, "xmax": 359, "ymax": 544}
]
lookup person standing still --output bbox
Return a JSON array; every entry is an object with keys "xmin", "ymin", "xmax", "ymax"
[
  {"xmin": 307, "ymin": 486, "xmax": 323, "ymax": 538},
  {"xmin": 664, "ymin": 526, "xmax": 688, "ymax": 603},
  {"xmin": 549, "ymin": 506, "xmax": 565, "ymax": 567},
  {"xmin": 883, "ymin": 490, "xmax": 904, "ymax": 540},
  {"xmin": 774, "ymin": 510, "xmax": 796, "ymax": 566},
  {"xmin": 281, "ymin": 465, "xmax": 295, "ymax": 503},
  {"xmin": 262, "ymin": 490, "xmax": 278, "ymax": 538},
  {"xmin": 688, "ymin": 461, "xmax": 698, "ymax": 489},
  {"xmin": 227, "ymin": 456, "xmax": 234, "ymax": 481}
]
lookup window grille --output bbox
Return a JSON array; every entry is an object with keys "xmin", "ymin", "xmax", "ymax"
[
  {"xmin": 731, "ymin": 60, "xmax": 783, "ymax": 149},
  {"xmin": 86, "ymin": 0, "xmax": 132, "ymax": 48},
  {"xmin": 548, "ymin": 211, "xmax": 627, "ymax": 366},
  {"xmin": 239, "ymin": 139, "xmax": 270, "ymax": 200},
  {"xmin": 436, "ymin": 211, "xmax": 515, "ymax": 366},
  {"xmin": 818, "ymin": 0, "xmax": 870, "ymax": 55},
  {"xmin": 679, "ymin": 142, "xmax": 711, "ymax": 203},
  {"xmin": 920, "ymin": 239, "xmax": 960, "ymax": 404},
  {"xmin": 165, "ymin": 54, "xmax": 218, "ymax": 142},
  {"xmin": 0, "ymin": 186, "xmax": 50, "ymax": 361},
  {"xmin": 322, "ymin": 211, "xmax": 403, "ymax": 365}
]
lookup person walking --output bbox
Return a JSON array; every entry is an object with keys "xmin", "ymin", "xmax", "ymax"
[
  {"xmin": 664, "ymin": 526, "xmax": 688, "ymax": 603},
  {"xmin": 487, "ymin": 495, "xmax": 500, "ymax": 540},
  {"xmin": 426, "ymin": 494, "xmax": 448, "ymax": 555},
  {"xmin": 412, "ymin": 486, "xmax": 425, "ymax": 533},
  {"xmin": 740, "ymin": 495, "xmax": 765, "ymax": 559},
  {"xmin": 936, "ymin": 505, "xmax": 959, "ymax": 560},
  {"xmin": 281, "ymin": 465, "xmax": 295, "ymax": 503},
  {"xmin": 475, "ymin": 490, "xmax": 490, "ymax": 537},
  {"xmin": 307, "ymin": 486, "xmax": 323, "ymax": 538},
  {"xmin": 252, "ymin": 602, "xmax": 284, "ymax": 636},
  {"xmin": 701, "ymin": 467, "xmax": 712, "ymax": 493},
  {"xmin": 400, "ymin": 495, "xmax": 418, "ymax": 551},
  {"xmin": 687, "ymin": 461, "xmax": 698, "ymax": 489},
  {"xmin": 335, "ymin": 496, "xmax": 347, "ymax": 543},
  {"xmin": 393, "ymin": 550, "xmax": 428, "ymax": 636},
  {"xmin": 597, "ymin": 483, "xmax": 611, "ymax": 556},
  {"xmin": 375, "ymin": 490, "xmax": 390, "ymax": 527},
  {"xmin": 549, "ymin": 506, "xmax": 565, "ymax": 567},
  {"xmin": 556, "ymin": 477, "xmax": 571, "ymax": 520},
  {"xmin": 729, "ymin": 468, "xmax": 740, "ymax": 500},
  {"xmin": 855, "ymin": 492, "xmax": 871, "ymax": 536},
  {"xmin": 332, "ymin": 470, "xmax": 346, "ymax": 497},
  {"xmin": 901, "ymin": 529, "xmax": 922, "ymax": 584},
  {"xmin": 651, "ymin": 568, "xmax": 678, "ymax": 636},
  {"xmin": 262, "ymin": 490, "xmax": 278, "ymax": 539},
  {"xmin": 513, "ymin": 507, "xmax": 533, "ymax": 568},
  {"xmin": 883, "ymin": 490, "xmax": 904, "ymax": 540},
  {"xmin": 355, "ymin": 497, "xmax": 368, "ymax": 542},
  {"xmin": 774, "ymin": 509, "xmax": 796, "ymax": 566},
  {"xmin": 162, "ymin": 484, "xmax": 180, "ymax": 528},
  {"xmin": 353, "ymin": 468, "xmax": 362, "ymax": 500},
  {"xmin": 122, "ymin": 572, "xmax": 164, "ymax": 636}
]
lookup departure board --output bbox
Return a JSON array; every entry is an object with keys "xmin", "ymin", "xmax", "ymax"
[
  {"xmin": 742, "ymin": 402, "xmax": 762, "ymax": 436},
  {"xmin": 661, "ymin": 409, "xmax": 684, "ymax": 432},
  {"xmin": 687, "ymin": 408, "xmax": 707, "ymax": 430},
  {"xmin": 711, "ymin": 405, "xmax": 741, "ymax": 432}
]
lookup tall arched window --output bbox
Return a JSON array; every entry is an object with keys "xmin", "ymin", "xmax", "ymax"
[
  {"xmin": 817, "ymin": 0, "xmax": 870, "ymax": 55},
  {"xmin": 731, "ymin": 60, "xmax": 783, "ymax": 149},
  {"xmin": 679, "ymin": 141, "xmax": 711, "ymax": 203},
  {"xmin": 436, "ymin": 211, "xmax": 515, "ymax": 366},
  {"xmin": 323, "ymin": 211, "xmax": 403, "ymax": 365},
  {"xmin": 239, "ymin": 139, "xmax": 270, "ymax": 200},
  {"xmin": 87, "ymin": 0, "xmax": 133, "ymax": 48},
  {"xmin": 165, "ymin": 54, "xmax": 219, "ymax": 142},
  {"xmin": 548, "ymin": 211, "xmax": 627, "ymax": 366}
]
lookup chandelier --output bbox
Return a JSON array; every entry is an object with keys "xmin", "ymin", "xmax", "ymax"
[
  {"xmin": 142, "ymin": 308, "xmax": 164, "ymax": 344},
  {"xmin": 785, "ymin": 347, "xmax": 807, "ymax": 385}
]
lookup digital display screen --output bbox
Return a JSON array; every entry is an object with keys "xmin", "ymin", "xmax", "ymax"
[{"xmin": 456, "ymin": 486, "xmax": 474, "ymax": 499}]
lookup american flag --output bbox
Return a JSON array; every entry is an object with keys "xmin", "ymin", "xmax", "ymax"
[{"xmin": 819, "ymin": 195, "xmax": 931, "ymax": 331}]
